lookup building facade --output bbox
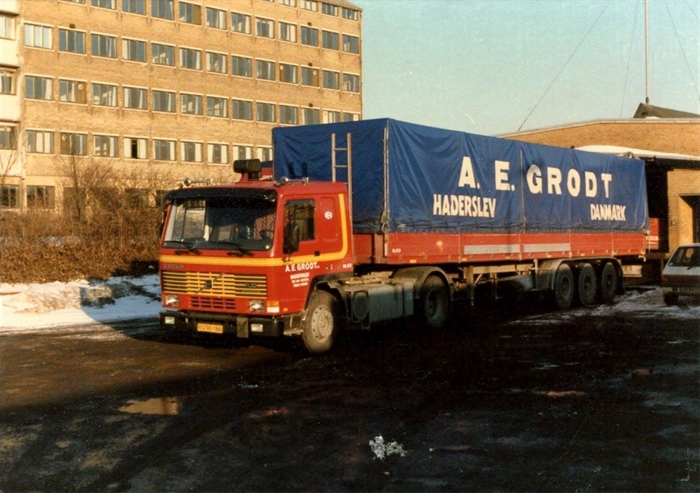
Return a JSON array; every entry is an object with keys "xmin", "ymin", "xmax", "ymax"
[{"xmin": 0, "ymin": 0, "xmax": 362, "ymax": 210}]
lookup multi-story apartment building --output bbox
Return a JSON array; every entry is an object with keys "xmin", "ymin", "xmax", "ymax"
[{"xmin": 0, "ymin": 0, "xmax": 362, "ymax": 211}]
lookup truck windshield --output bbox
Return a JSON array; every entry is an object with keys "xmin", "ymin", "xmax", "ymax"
[{"xmin": 163, "ymin": 196, "xmax": 276, "ymax": 252}]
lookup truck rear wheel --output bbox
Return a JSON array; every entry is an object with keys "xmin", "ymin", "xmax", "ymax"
[
  {"xmin": 599, "ymin": 262, "xmax": 618, "ymax": 304},
  {"xmin": 577, "ymin": 263, "xmax": 597, "ymax": 307},
  {"xmin": 302, "ymin": 291, "xmax": 338, "ymax": 353},
  {"xmin": 553, "ymin": 264, "xmax": 574, "ymax": 310},
  {"xmin": 419, "ymin": 275, "xmax": 449, "ymax": 329}
]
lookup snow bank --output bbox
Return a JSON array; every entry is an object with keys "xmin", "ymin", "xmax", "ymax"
[{"xmin": 0, "ymin": 275, "xmax": 161, "ymax": 332}]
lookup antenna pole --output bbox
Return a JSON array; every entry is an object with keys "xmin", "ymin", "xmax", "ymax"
[{"xmin": 645, "ymin": 0, "xmax": 650, "ymax": 104}]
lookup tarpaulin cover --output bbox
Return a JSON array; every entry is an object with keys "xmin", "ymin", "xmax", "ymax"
[{"xmin": 273, "ymin": 119, "xmax": 649, "ymax": 234}]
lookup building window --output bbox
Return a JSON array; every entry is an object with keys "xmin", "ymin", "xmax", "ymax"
[
  {"xmin": 153, "ymin": 90, "xmax": 175, "ymax": 112},
  {"xmin": 124, "ymin": 136, "xmax": 147, "ymax": 159},
  {"xmin": 91, "ymin": 33, "xmax": 117, "ymax": 58},
  {"xmin": 256, "ymin": 18, "xmax": 274, "ymax": 38},
  {"xmin": 94, "ymin": 135, "xmax": 118, "ymax": 157},
  {"xmin": 181, "ymin": 141, "xmax": 203, "ymax": 162},
  {"xmin": 233, "ymin": 145, "xmax": 253, "ymax": 161},
  {"xmin": 122, "ymin": 0, "xmax": 146, "ymax": 15},
  {"xmin": 279, "ymin": 105, "xmax": 298, "ymax": 125},
  {"xmin": 232, "ymin": 56, "xmax": 252, "ymax": 77},
  {"xmin": 322, "ymin": 70, "xmax": 339, "ymax": 90},
  {"xmin": 232, "ymin": 99, "xmax": 253, "ymax": 120},
  {"xmin": 1, "ymin": 185, "xmax": 19, "ymax": 208},
  {"xmin": 343, "ymin": 73, "xmax": 360, "ymax": 93},
  {"xmin": 27, "ymin": 186, "xmax": 56, "ymax": 209},
  {"xmin": 152, "ymin": 43, "xmax": 174, "ymax": 66},
  {"xmin": 152, "ymin": 0, "xmax": 174, "ymax": 20},
  {"xmin": 179, "ymin": 2, "xmax": 201, "ymax": 25},
  {"xmin": 279, "ymin": 22, "xmax": 296, "ymax": 43},
  {"xmin": 207, "ymin": 143, "xmax": 228, "ymax": 164},
  {"xmin": 256, "ymin": 60, "xmax": 275, "ymax": 81},
  {"xmin": 180, "ymin": 47, "xmax": 201, "ymax": 70},
  {"xmin": 91, "ymin": 0, "xmax": 116, "ymax": 9},
  {"xmin": 324, "ymin": 110, "xmax": 341, "ymax": 123},
  {"xmin": 206, "ymin": 52, "xmax": 227, "ymax": 74},
  {"xmin": 277, "ymin": 63, "xmax": 297, "ymax": 84},
  {"xmin": 59, "ymin": 29, "xmax": 86, "ymax": 54},
  {"xmin": 231, "ymin": 12, "xmax": 251, "ymax": 34},
  {"xmin": 302, "ymin": 107, "xmax": 320, "ymax": 125},
  {"xmin": 60, "ymin": 132, "xmax": 87, "ymax": 155},
  {"xmin": 27, "ymin": 130, "xmax": 54, "ymax": 154},
  {"xmin": 59, "ymin": 79, "xmax": 87, "ymax": 104},
  {"xmin": 0, "ymin": 126, "xmax": 16, "ymax": 149},
  {"xmin": 343, "ymin": 112, "xmax": 359, "ymax": 122},
  {"xmin": 92, "ymin": 83, "xmax": 117, "ymax": 106},
  {"xmin": 154, "ymin": 139, "xmax": 176, "ymax": 161},
  {"xmin": 123, "ymin": 38, "xmax": 146, "ymax": 62},
  {"xmin": 300, "ymin": 26, "xmax": 318, "ymax": 46},
  {"xmin": 206, "ymin": 96, "xmax": 227, "ymax": 118},
  {"xmin": 206, "ymin": 7, "xmax": 226, "ymax": 29},
  {"xmin": 322, "ymin": 30, "xmax": 339, "ymax": 50},
  {"xmin": 181, "ymin": 93, "xmax": 202, "ymax": 115},
  {"xmin": 26, "ymin": 76, "xmax": 53, "ymax": 100},
  {"xmin": 24, "ymin": 24, "xmax": 52, "ymax": 49},
  {"xmin": 343, "ymin": 34, "xmax": 359, "ymax": 54},
  {"xmin": 0, "ymin": 14, "xmax": 15, "ymax": 39},
  {"xmin": 126, "ymin": 188, "xmax": 149, "ymax": 209},
  {"xmin": 257, "ymin": 147, "xmax": 273, "ymax": 162},
  {"xmin": 256, "ymin": 102, "xmax": 276, "ymax": 123},
  {"xmin": 301, "ymin": 66, "xmax": 319, "ymax": 87},
  {"xmin": 0, "ymin": 69, "xmax": 15, "ymax": 94},
  {"xmin": 342, "ymin": 7, "xmax": 358, "ymax": 20},
  {"xmin": 280, "ymin": 0, "xmax": 296, "ymax": 7},
  {"xmin": 301, "ymin": 0, "xmax": 317, "ymax": 12},
  {"xmin": 124, "ymin": 87, "xmax": 147, "ymax": 109},
  {"xmin": 321, "ymin": 3, "xmax": 338, "ymax": 16}
]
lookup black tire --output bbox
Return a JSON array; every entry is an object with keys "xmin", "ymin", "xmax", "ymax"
[
  {"xmin": 599, "ymin": 262, "xmax": 618, "ymax": 304},
  {"xmin": 302, "ymin": 291, "xmax": 339, "ymax": 353},
  {"xmin": 418, "ymin": 275, "xmax": 450, "ymax": 329},
  {"xmin": 663, "ymin": 291, "xmax": 679, "ymax": 306},
  {"xmin": 577, "ymin": 263, "xmax": 597, "ymax": 307},
  {"xmin": 553, "ymin": 264, "xmax": 574, "ymax": 310}
]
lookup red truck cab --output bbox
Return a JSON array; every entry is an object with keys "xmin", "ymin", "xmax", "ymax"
[{"xmin": 159, "ymin": 162, "xmax": 353, "ymax": 352}]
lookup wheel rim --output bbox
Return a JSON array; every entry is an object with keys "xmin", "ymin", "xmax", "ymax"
[{"xmin": 310, "ymin": 306, "xmax": 333, "ymax": 341}]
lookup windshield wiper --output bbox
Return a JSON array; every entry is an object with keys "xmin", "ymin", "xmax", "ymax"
[
  {"xmin": 209, "ymin": 239, "xmax": 254, "ymax": 257},
  {"xmin": 171, "ymin": 239, "xmax": 201, "ymax": 255}
]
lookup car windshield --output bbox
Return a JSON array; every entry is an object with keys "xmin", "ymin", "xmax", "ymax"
[
  {"xmin": 667, "ymin": 246, "xmax": 700, "ymax": 267},
  {"xmin": 163, "ymin": 196, "xmax": 276, "ymax": 252}
]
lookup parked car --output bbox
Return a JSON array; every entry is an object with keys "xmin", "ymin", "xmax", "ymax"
[{"xmin": 661, "ymin": 243, "xmax": 700, "ymax": 305}]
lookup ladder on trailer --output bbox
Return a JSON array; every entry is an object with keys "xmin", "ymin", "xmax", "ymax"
[{"xmin": 331, "ymin": 132, "xmax": 353, "ymax": 220}]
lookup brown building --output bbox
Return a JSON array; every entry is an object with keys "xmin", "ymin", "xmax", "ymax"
[
  {"xmin": 503, "ymin": 107, "xmax": 700, "ymax": 262},
  {"xmin": 0, "ymin": 0, "xmax": 362, "ymax": 210}
]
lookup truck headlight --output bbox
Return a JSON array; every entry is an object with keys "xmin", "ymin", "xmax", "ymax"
[
  {"xmin": 165, "ymin": 294, "xmax": 180, "ymax": 307},
  {"xmin": 249, "ymin": 300, "xmax": 265, "ymax": 312}
]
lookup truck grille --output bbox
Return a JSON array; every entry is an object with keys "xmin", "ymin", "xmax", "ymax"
[{"xmin": 161, "ymin": 271, "xmax": 268, "ymax": 298}]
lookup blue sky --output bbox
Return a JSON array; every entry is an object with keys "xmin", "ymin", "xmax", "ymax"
[{"xmin": 352, "ymin": 0, "xmax": 700, "ymax": 135}]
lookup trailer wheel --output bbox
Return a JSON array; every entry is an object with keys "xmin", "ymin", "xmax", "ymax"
[
  {"xmin": 599, "ymin": 262, "xmax": 618, "ymax": 304},
  {"xmin": 419, "ymin": 275, "xmax": 449, "ymax": 329},
  {"xmin": 663, "ymin": 292, "xmax": 679, "ymax": 306},
  {"xmin": 302, "ymin": 291, "xmax": 338, "ymax": 354},
  {"xmin": 553, "ymin": 264, "xmax": 574, "ymax": 310},
  {"xmin": 577, "ymin": 263, "xmax": 597, "ymax": 307}
]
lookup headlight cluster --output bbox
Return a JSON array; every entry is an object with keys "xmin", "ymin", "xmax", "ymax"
[
  {"xmin": 249, "ymin": 300, "xmax": 265, "ymax": 312},
  {"xmin": 165, "ymin": 294, "xmax": 180, "ymax": 307}
]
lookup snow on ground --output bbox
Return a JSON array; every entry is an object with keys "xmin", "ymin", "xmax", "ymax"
[
  {"xmin": 0, "ymin": 276, "xmax": 698, "ymax": 333},
  {"xmin": 0, "ymin": 275, "xmax": 162, "ymax": 332}
]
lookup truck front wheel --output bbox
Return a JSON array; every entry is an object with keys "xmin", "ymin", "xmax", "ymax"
[
  {"xmin": 419, "ymin": 275, "xmax": 450, "ymax": 329},
  {"xmin": 302, "ymin": 291, "xmax": 339, "ymax": 353}
]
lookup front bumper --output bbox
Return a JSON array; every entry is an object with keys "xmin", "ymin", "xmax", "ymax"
[{"xmin": 160, "ymin": 311, "xmax": 301, "ymax": 338}]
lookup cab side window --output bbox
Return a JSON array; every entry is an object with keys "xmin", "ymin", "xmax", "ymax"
[{"xmin": 285, "ymin": 200, "xmax": 315, "ymax": 241}]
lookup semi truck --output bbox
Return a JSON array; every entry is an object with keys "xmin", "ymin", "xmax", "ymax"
[{"xmin": 159, "ymin": 118, "xmax": 650, "ymax": 353}]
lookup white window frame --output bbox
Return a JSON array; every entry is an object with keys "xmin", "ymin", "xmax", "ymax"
[
  {"xmin": 279, "ymin": 105, "xmax": 298, "ymax": 125},
  {"xmin": 59, "ymin": 79, "xmax": 87, "ymax": 104},
  {"xmin": 231, "ymin": 55, "xmax": 252, "ymax": 78},
  {"xmin": 180, "ymin": 93, "xmax": 203, "ymax": 115},
  {"xmin": 205, "ymin": 7, "xmax": 226, "ymax": 29},
  {"xmin": 152, "ymin": 0, "xmax": 175, "ymax": 20},
  {"xmin": 91, "ymin": 32, "xmax": 117, "ymax": 58},
  {"xmin": 123, "ymin": 38, "xmax": 147, "ymax": 63},
  {"xmin": 256, "ymin": 101, "xmax": 276, "ymax": 123},
  {"xmin": 300, "ymin": 26, "xmax": 318, "ymax": 46},
  {"xmin": 322, "ymin": 69, "xmax": 340, "ymax": 90},
  {"xmin": 206, "ymin": 95, "xmax": 228, "ymax": 118},
  {"xmin": 302, "ymin": 107, "xmax": 320, "ymax": 125},
  {"xmin": 321, "ymin": 30, "xmax": 339, "ymax": 50},
  {"xmin": 256, "ymin": 146, "xmax": 273, "ymax": 162},
  {"xmin": 301, "ymin": 0, "xmax": 318, "ymax": 12},
  {"xmin": 207, "ymin": 142, "xmax": 229, "ymax": 165},
  {"xmin": 154, "ymin": 138, "xmax": 176, "ymax": 161},
  {"xmin": 179, "ymin": 2, "xmax": 202, "ymax": 25},
  {"xmin": 321, "ymin": 3, "xmax": 338, "ymax": 16},
  {"xmin": 59, "ymin": 28, "xmax": 86, "ymax": 54},
  {"xmin": 256, "ymin": 17, "xmax": 274, "ymax": 38},
  {"xmin": 231, "ymin": 12, "xmax": 251, "ymax": 34},
  {"xmin": 342, "ymin": 7, "xmax": 358, "ymax": 20},
  {"xmin": 0, "ymin": 14, "xmax": 16, "ymax": 40},
  {"xmin": 24, "ymin": 24, "xmax": 52, "ymax": 49},
  {"xmin": 342, "ymin": 34, "xmax": 359, "ymax": 54},
  {"xmin": 91, "ymin": 0, "xmax": 116, "ymax": 9},
  {"xmin": 323, "ymin": 109, "xmax": 341, "ymax": 123},
  {"xmin": 232, "ymin": 99, "xmax": 253, "ymax": 121},
  {"xmin": 123, "ymin": 0, "xmax": 146, "ymax": 15},
  {"xmin": 92, "ymin": 82, "xmax": 117, "ymax": 107},
  {"xmin": 279, "ymin": 22, "xmax": 297, "ymax": 43},
  {"xmin": 343, "ymin": 73, "xmax": 360, "ymax": 93},
  {"xmin": 124, "ymin": 86, "xmax": 147, "ymax": 110},
  {"xmin": 279, "ymin": 0, "xmax": 296, "ymax": 7},
  {"xmin": 25, "ymin": 75, "xmax": 53, "ymax": 100},
  {"xmin": 26, "ymin": 129, "xmax": 54, "ymax": 154},
  {"xmin": 181, "ymin": 141, "xmax": 203, "ymax": 163},
  {"xmin": 93, "ymin": 134, "xmax": 118, "ymax": 157},
  {"xmin": 233, "ymin": 144, "xmax": 253, "ymax": 161},
  {"xmin": 256, "ymin": 59, "xmax": 275, "ymax": 81},
  {"xmin": 152, "ymin": 43, "xmax": 175, "ymax": 66},
  {"xmin": 301, "ymin": 66, "xmax": 319, "ymax": 87},
  {"xmin": 153, "ymin": 89, "xmax": 176, "ymax": 113},
  {"xmin": 124, "ymin": 136, "xmax": 148, "ymax": 159},
  {"xmin": 180, "ymin": 47, "xmax": 202, "ymax": 70},
  {"xmin": 206, "ymin": 51, "xmax": 227, "ymax": 74},
  {"xmin": 279, "ymin": 63, "xmax": 298, "ymax": 84},
  {"xmin": 0, "ymin": 69, "xmax": 15, "ymax": 95},
  {"xmin": 60, "ymin": 132, "xmax": 88, "ymax": 156}
]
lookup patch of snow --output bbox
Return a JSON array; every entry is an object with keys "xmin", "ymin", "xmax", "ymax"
[
  {"xmin": 0, "ymin": 275, "xmax": 161, "ymax": 332},
  {"xmin": 369, "ymin": 435, "xmax": 408, "ymax": 460}
]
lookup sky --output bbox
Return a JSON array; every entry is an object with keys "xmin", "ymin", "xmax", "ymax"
[{"xmin": 352, "ymin": 0, "xmax": 700, "ymax": 136}]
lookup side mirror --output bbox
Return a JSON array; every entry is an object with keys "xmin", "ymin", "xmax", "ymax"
[{"xmin": 283, "ymin": 223, "xmax": 300, "ymax": 254}]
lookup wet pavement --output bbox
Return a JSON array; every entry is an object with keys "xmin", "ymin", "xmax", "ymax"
[{"xmin": 1, "ymin": 292, "xmax": 698, "ymax": 492}]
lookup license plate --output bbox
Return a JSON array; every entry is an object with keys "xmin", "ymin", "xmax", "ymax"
[{"xmin": 197, "ymin": 322, "xmax": 224, "ymax": 334}]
